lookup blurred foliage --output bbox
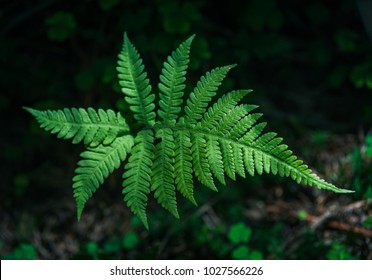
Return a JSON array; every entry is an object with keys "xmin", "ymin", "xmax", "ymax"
[
  {"xmin": 1, "ymin": 0, "xmax": 371, "ymax": 260},
  {"xmin": 3, "ymin": 243, "xmax": 37, "ymax": 260},
  {"xmin": 326, "ymin": 242, "xmax": 358, "ymax": 260},
  {"xmin": 45, "ymin": 11, "xmax": 76, "ymax": 41}
]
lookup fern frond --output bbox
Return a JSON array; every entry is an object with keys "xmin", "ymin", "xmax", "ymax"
[
  {"xmin": 26, "ymin": 32, "xmax": 353, "ymax": 230},
  {"xmin": 151, "ymin": 128, "xmax": 178, "ymax": 218},
  {"xmin": 73, "ymin": 135, "xmax": 134, "ymax": 220},
  {"xmin": 229, "ymin": 113, "xmax": 263, "ymax": 139},
  {"xmin": 191, "ymin": 132, "xmax": 217, "ymax": 191},
  {"xmin": 206, "ymin": 136, "xmax": 226, "ymax": 185},
  {"xmin": 158, "ymin": 35, "xmax": 194, "ymax": 125},
  {"xmin": 24, "ymin": 107, "xmax": 129, "ymax": 146},
  {"xmin": 117, "ymin": 33, "xmax": 155, "ymax": 127},
  {"xmin": 219, "ymin": 139, "xmax": 236, "ymax": 180},
  {"xmin": 201, "ymin": 89, "xmax": 253, "ymax": 130},
  {"xmin": 233, "ymin": 145, "xmax": 245, "ymax": 178},
  {"xmin": 174, "ymin": 118, "xmax": 196, "ymax": 205},
  {"xmin": 122, "ymin": 130, "xmax": 154, "ymax": 229},
  {"xmin": 213, "ymin": 104, "xmax": 256, "ymax": 135},
  {"xmin": 184, "ymin": 65, "xmax": 236, "ymax": 125}
]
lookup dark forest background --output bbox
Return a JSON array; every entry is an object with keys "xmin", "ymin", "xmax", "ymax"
[{"xmin": 1, "ymin": 0, "xmax": 371, "ymax": 260}]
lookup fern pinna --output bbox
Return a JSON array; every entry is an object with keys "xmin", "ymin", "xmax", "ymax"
[{"xmin": 25, "ymin": 32, "xmax": 352, "ymax": 229}]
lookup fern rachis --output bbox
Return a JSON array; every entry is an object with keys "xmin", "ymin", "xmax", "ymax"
[{"xmin": 25, "ymin": 32, "xmax": 353, "ymax": 229}]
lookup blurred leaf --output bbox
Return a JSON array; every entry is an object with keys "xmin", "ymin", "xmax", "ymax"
[
  {"xmin": 326, "ymin": 242, "xmax": 357, "ymax": 260},
  {"xmin": 249, "ymin": 249, "xmax": 264, "ymax": 260},
  {"xmin": 367, "ymin": 72, "xmax": 372, "ymax": 89},
  {"xmin": 364, "ymin": 186, "xmax": 372, "ymax": 199},
  {"xmin": 297, "ymin": 209, "xmax": 308, "ymax": 221},
  {"xmin": 103, "ymin": 238, "xmax": 122, "ymax": 253},
  {"xmin": 122, "ymin": 231, "xmax": 140, "ymax": 250},
  {"xmin": 130, "ymin": 216, "xmax": 142, "ymax": 228},
  {"xmin": 4, "ymin": 243, "xmax": 37, "ymax": 260},
  {"xmin": 228, "ymin": 223, "xmax": 252, "ymax": 244},
  {"xmin": 350, "ymin": 62, "xmax": 372, "ymax": 89},
  {"xmin": 45, "ymin": 11, "xmax": 76, "ymax": 41},
  {"xmin": 195, "ymin": 225, "xmax": 210, "ymax": 245},
  {"xmin": 310, "ymin": 130, "xmax": 332, "ymax": 147},
  {"xmin": 85, "ymin": 242, "xmax": 100, "ymax": 259},
  {"xmin": 232, "ymin": 245, "xmax": 250, "ymax": 259}
]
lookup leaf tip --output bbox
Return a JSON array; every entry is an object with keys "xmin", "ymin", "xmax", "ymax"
[
  {"xmin": 23, "ymin": 106, "xmax": 35, "ymax": 115},
  {"xmin": 228, "ymin": 63, "xmax": 238, "ymax": 69},
  {"xmin": 140, "ymin": 216, "xmax": 149, "ymax": 230},
  {"xmin": 188, "ymin": 34, "xmax": 196, "ymax": 41},
  {"xmin": 336, "ymin": 188, "xmax": 355, "ymax": 194},
  {"xmin": 77, "ymin": 206, "xmax": 83, "ymax": 222}
]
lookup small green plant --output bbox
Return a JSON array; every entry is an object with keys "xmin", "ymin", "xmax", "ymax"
[
  {"xmin": 326, "ymin": 242, "xmax": 358, "ymax": 260},
  {"xmin": 25, "ymin": 32, "xmax": 352, "ymax": 229},
  {"xmin": 228, "ymin": 222, "xmax": 263, "ymax": 260},
  {"xmin": 3, "ymin": 243, "xmax": 37, "ymax": 260}
]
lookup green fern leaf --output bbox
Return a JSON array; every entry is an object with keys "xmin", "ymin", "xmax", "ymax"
[
  {"xmin": 174, "ymin": 118, "xmax": 196, "ymax": 205},
  {"xmin": 184, "ymin": 65, "xmax": 236, "ymax": 125},
  {"xmin": 25, "ymin": 32, "xmax": 353, "ymax": 230},
  {"xmin": 73, "ymin": 135, "xmax": 134, "ymax": 220},
  {"xmin": 191, "ymin": 131, "xmax": 217, "ymax": 191},
  {"xmin": 206, "ymin": 136, "xmax": 226, "ymax": 185},
  {"xmin": 122, "ymin": 130, "xmax": 154, "ymax": 229},
  {"xmin": 219, "ymin": 140, "xmax": 236, "ymax": 180},
  {"xmin": 117, "ymin": 33, "xmax": 155, "ymax": 127},
  {"xmin": 201, "ymin": 89, "xmax": 253, "ymax": 130},
  {"xmin": 24, "ymin": 107, "xmax": 129, "ymax": 146},
  {"xmin": 158, "ymin": 35, "xmax": 194, "ymax": 125},
  {"xmin": 151, "ymin": 128, "xmax": 179, "ymax": 218}
]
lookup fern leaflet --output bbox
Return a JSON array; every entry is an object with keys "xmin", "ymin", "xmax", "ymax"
[
  {"xmin": 24, "ymin": 107, "xmax": 129, "ymax": 146},
  {"xmin": 73, "ymin": 135, "xmax": 133, "ymax": 219}
]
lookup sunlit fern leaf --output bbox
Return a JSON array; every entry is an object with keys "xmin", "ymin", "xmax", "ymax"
[
  {"xmin": 206, "ymin": 136, "xmax": 226, "ymax": 185},
  {"xmin": 201, "ymin": 89, "xmax": 252, "ymax": 130},
  {"xmin": 25, "ymin": 32, "xmax": 353, "ymax": 230},
  {"xmin": 158, "ymin": 35, "xmax": 194, "ymax": 125},
  {"xmin": 191, "ymin": 132, "xmax": 217, "ymax": 191},
  {"xmin": 233, "ymin": 145, "xmax": 245, "ymax": 178},
  {"xmin": 219, "ymin": 140, "xmax": 236, "ymax": 180},
  {"xmin": 24, "ymin": 107, "xmax": 129, "ymax": 147},
  {"xmin": 184, "ymin": 65, "xmax": 236, "ymax": 125},
  {"xmin": 174, "ymin": 119, "xmax": 196, "ymax": 205},
  {"xmin": 117, "ymin": 33, "xmax": 155, "ymax": 127},
  {"xmin": 73, "ymin": 135, "xmax": 134, "ymax": 220},
  {"xmin": 122, "ymin": 130, "xmax": 154, "ymax": 229},
  {"xmin": 151, "ymin": 128, "xmax": 179, "ymax": 218}
]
